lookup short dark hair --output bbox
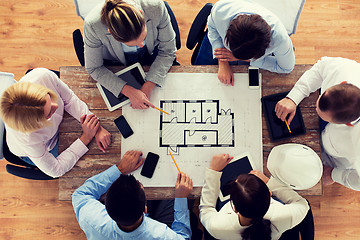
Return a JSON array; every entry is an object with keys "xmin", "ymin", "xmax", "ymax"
[
  {"xmin": 101, "ymin": 0, "xmax": 145, "ymax": 42},
  {"xmin": 225, "ymin": 14, "xmax": 271, "ymax": 60},
  {"xmin": 318, "ymin": 83, "xmax": 360, "ymax": 123},
  {"xmin": 230, "ymin": 174, "xmax": 271, "ymax": 240},
  {"xmin": 105, "ymin": 174, "xmax": 146, "ymax": 226}
]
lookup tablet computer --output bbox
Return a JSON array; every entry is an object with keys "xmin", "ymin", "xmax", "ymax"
[
  {"xmin": 218, "ymin": 152, "xmax": 257, "ymax": 202},
  {"xmin": 97, "ymin": 62, "xmax": 146, "ymax": 112},
  {"xmin": 261, "ymin": 91, "xmax": 306, "ymax": 141}
]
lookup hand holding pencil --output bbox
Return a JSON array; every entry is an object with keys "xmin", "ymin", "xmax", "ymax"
[{"xmin": 175, "ymin": 172, "xmax": 193, "ymax": 198}]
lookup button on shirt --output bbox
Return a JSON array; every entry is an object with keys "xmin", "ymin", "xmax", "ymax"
[
  {"xmin": 72, "ymin": 165, "xmax": 192, "ymax": 240},
  {"xmin": 287, "ymin": 57, "xmax": 360, "ymax": 191},
  {"xmin": 207, "ymin": 0, "xmax": 295, "ymax": 73}
]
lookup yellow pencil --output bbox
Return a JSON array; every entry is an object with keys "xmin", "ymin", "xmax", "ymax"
[
  {"xmin": 169, "ymin": 151, "xmax": 181, "ymax": 173},
  {"xmin": 285, "ymin": 119, "xmax": 292, "ymax": 133},
  {"xmin": 154, "ymin": 106, "xmax": 170, "ymax": 115}
]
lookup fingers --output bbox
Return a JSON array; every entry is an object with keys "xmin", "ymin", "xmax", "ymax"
[
  {"xmin": 80, "ymin": 114, "xmax": 86, "ymax": 124},
  {"xmin": 135, "ymin": 157, "xmax": 145, "ymax": 170},
  {"xmin": 97, "ymin": 140, "xmax": 105, "ymax": 153},
  {"xmin": 231, "ymin": 73, "xmax": 234, "ymax": 86},
  {"xmin": 176, "ymin": 172, "xmax": 181, "ymax": 184},
  {"xmin": 84, "ymin": 114, "xmax": 98, "ymax": 126},
  {"xmin": 214, "ymin": 48, "xmax": 231, "ymax": 60},
  {"xmin": 288, "ymin": 111, "xmax": 296, "ymax": 125},
  {"xmin": 178, "ymin": 172, "xmax": 193, "ymax": 189},
  {"xmin": 145, "ymin": 100, "xmax": 155, "ymax": 109}
]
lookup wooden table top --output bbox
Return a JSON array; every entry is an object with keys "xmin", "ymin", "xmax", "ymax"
[{"xmin": 58, "ymin": 65, "xmax": 321, "ymax": 201}]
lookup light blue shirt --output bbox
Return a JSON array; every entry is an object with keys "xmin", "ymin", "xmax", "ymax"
[
  {"xmin": 72, "ymin": 165, "xmax": 192, "ymax": 240},
  {"xmin": 207, "ymin": 0, "xmax": 295, "ymax": 73},
  {"xmin": 121, "ymin": 41, "xmax": 147, "ymax": 53}
]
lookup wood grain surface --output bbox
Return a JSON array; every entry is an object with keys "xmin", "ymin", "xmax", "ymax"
[
  {"xmin": 1, "ymin": 0, "xmax": 360, "ymax": 239},
  {"xmin": 58, "ymin": 65, "xmax": 322, "ymax": 201}
]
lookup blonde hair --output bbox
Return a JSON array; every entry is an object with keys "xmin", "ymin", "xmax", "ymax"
[
  {"xmin": 101, "ymin": 0, "xmax": 145, "ymax": 42},
  {"xmin": 0, "ymin": 82, "xmax": 58, "ymax": 133}
]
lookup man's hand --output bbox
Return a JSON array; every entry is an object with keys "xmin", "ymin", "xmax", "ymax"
[
  {"xmin": 95, "ymin": 125, "xmax": 111, "ymax": 152},
  {"xmin": 275, "ymin": 97, "xmax": 297, "ymax": 124},
  {"xmin": 214, "ymin": 48, "xmax": 239, "ymax": 62},
  {"xmin": 79, "ymin": 114, "xmax": 100, "ymax": 145},
  {"xmin": 117, "ymin": 150, "xmax": 145, "ymax": 175},
  {"xmin": 322, "ymin": 165, "xmax": 335, "ymax": 186},
  {"xmin": 140, "ymin": 81, "xmax": 156, "ymax": 99},
  {"xmin": 121, "ymin": 85, "xmax": 155, "ymax": 109},
  {"xmin": 250, "ymin": 170, "xmax": 270, "ymax": 184},
  {"xmin": 209, "ymin": 154, "xmax": 233, "ymax": 172},
  {"xmin": 175, "ymin": 172, "xmax": 193, "ymax": 198},
  {"xmin": 218, "ymin": 61, "xmax": 234, "ymax": 86}
]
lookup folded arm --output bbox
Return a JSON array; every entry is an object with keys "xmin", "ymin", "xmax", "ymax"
[{"xmin": 267, "ymin": 177, "xmax": 309, "ymax": 231}]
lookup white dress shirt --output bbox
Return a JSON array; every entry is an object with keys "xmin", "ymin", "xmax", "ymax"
[
  {"xmin": 287, "ymin": 57, "xmax": 360, "ymax": 191},
  {"xmin": 199, "ymin": 168, "xmax": 309, "ymax": 240},
  {"xmin": 5, "ymin": 68, "xmax": 91, "ymax": 178}
]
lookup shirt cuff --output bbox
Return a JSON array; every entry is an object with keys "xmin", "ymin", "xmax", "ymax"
[
  {"xmin": 72, "ymin": 138, "xmax": 89, "ymax": 157},
  {"xmin": 286, "ymin": 88, "xmax": 305, "ymax": 106},
  {"xmin": 331, "ymin": 167, "xmax": 342, "ymax": 183},
  {"xmin": 174, "ymin": 198, "xmax": 188, "ymax": 210}
]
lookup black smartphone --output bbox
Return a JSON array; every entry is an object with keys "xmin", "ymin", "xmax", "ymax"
[
  {"xmin": 248, "ymin": 67, "xmax": 260, "ymax": 89},
  {"xmin": 140, "ymin": 152, "xmax": 160, "ymax": 178},
  {"xmin": 114, "ymin": 115, "xmax": 134, "ymax": 138}
]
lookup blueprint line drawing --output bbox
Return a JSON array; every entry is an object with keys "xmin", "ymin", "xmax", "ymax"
[{"xmin": 159, "ymin": 100, "xmax": 235, "ymax": 154}]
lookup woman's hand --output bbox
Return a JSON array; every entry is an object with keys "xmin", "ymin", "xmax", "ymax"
[
  {"xmin": 250, "ymin": 170, "xmax": 270, "ymax": 184},
  {"xmin": 95, "ymin": 125, "xmax": 111, "ymax": 152},
  {"xmin": 209, "ymin": 154, "xmax": 233, "ymax": 172},
  {"xmin": 79, "ymin": 114, "xmax": 100, "ymax": 145},
  {"xmin": 121, "ymin": 85, "xmax": 155, "ymax": 109}
]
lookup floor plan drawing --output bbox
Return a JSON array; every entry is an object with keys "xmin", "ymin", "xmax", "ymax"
[
  {"xmin": 121, "ymin": 72, "xmax": 262, "ymax": 187},
  {"xmin": 159, "ymin": 100, "xmax": 235, "ymax": 154}
]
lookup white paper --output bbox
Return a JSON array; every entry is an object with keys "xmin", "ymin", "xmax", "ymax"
[{"xmin": 121, "ymin": 73, "xmax": 263, "ymax": 186}]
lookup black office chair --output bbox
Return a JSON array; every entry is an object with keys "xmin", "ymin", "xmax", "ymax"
[
  {"xmin": 3, "ymin": 130, "xmax": 55, "ymax": 180},
  {"xmin": 72, "ymin": 1, "xmax": 181, "ymax": 67},
  {"xmin": 25, "ymin": 69, "xmax": 60, "ymax": 78},
  {"xmin": 186, "ymin": 3, "xmax": 213, "ymax": 65}
]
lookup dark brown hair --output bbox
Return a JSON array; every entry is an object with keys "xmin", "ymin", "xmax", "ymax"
[
  {"xmin": 225, "ymin": 14, "xmax": 271, "ymax": 60},
  {"xmin": 318, "ymin": 83, "xmax": 360, "ymax": 123},
  {"xmin": 101, "ymin": 0, "xmax": 145, "ymax": 42},
  {"xmin": 105, "ymin": 174, "xmax": 146, "ymax": 226},
  {"xmin": 230, "ymin": 174, "xmax": 271, "ymax": 240}
]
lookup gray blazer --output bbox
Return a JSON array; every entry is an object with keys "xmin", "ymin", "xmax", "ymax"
[{"xmin": 84, "ymin": 0, "xmax": 176, "ymax": 97}]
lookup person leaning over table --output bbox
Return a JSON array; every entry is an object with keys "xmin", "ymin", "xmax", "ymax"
[
  {"xmin": 72, "ymin": 150, "xmax": 193, "ymax": 240},
  {"xmin": 199, "ymin": 154, "xmax": 309, "ymax": 240},
  {"xmin": 84, "ymin": 0, "xmax": 176, "ymax": 109},
  {"xmin": 0, "ymin": 68, "xmax": 111, "ymax": 178},
  {"xmin": 194, "ymin": 0, "xmax": 295, "ymax": 86},
  {"xmin": 275, "ymin": 57, "xmax": 360, "ymax": 191}
]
